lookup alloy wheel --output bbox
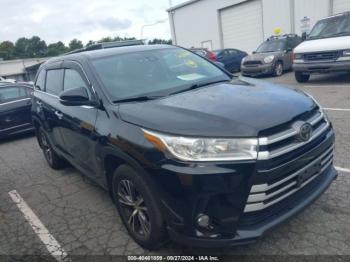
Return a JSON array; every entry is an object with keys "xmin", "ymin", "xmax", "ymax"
[
  {"xmin": 117, "ymin": 179, "xmax": 151, "ymax": 238},
  {"xmin": 40, "ymin": 131, "xmax": 53, "ymax": 164},
  {"xmin": 275, "ymin": 63, "xmax": 283, "ymax": 76}
]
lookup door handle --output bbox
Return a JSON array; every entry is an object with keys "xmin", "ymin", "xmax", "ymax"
[{"xmin": 55, "ymin": 111, "xmax": 63, "ymax": 120}]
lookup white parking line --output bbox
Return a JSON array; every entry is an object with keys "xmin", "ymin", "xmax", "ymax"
[
  {"xmin": 323, "ymin": 108, "xmax": 350, "ymax": 112},
  {"xmin": 335, "ymin": 166, "xmax": 350, "ymax": 173},
  {"xmin": 304, "ymin": 85, "xmax": 350, "ymax": 88},
  {"xmin": 8, "ymin": 190, "xmax": 68, "ymax": 261}
]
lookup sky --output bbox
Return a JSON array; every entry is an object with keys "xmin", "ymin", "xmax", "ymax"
[{"xmin": 0, "ymin": 0, "xmax": 187, "ymax": 45}]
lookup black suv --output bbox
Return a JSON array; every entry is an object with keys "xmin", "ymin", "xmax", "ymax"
[{"xmin": 32, "ymin": 45, "xmax": 337, "ymax": 249}]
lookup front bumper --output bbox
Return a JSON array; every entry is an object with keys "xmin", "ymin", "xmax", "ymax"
[
  {"xmin": 167, "ymin": 166, "xmax": 337, "ymax": 247},
  {"xmin": 293, "ymin": 60, "xmax": 350, "ymax": 73},
  {"xmin": 241, "ymin": 63, "xmax": 274, "ymax": 76},
  {"xmin": 146, "ymin": 127, "xmax": 336, "ymax": 248}
]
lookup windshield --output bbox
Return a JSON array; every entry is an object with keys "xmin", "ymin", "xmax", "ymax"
[
  {"xmin": 308, "ymin": 14, "xmax": 350, "ymax": 40},
  {"xmin": 256, "ymin": 39, "xmax": 286, "ymax": 53},
  {"xmin": 91, "ymin": 48, "xmax": 229, "ymax": 101}
]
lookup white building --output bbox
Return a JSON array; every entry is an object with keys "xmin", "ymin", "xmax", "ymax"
[
  {"xmin": 168, "ymin": 0, "xmax": 350, "ymax": 53},
  {"xmin": 0, "ymin": 58, "xmax": 49, "ymax": 82}
]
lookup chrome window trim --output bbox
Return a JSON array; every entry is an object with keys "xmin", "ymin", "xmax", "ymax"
[
  {"xmin": 0, "ymin": 123, "xmax": 32, "ymax": 132},
  {"xmin": 0, "ymin": 98, "xmax": 31, "ymax": 106}
]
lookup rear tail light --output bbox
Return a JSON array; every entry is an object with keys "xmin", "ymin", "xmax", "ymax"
[{"xmin": 207, "ymin": 51, "xmax": 217, "ymax": 61}]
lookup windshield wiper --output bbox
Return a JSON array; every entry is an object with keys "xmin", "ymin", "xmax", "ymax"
[
  {"xmin": 169, "ymin": 79, "xmax": 230, "ymax": 96},
  {"xmin": 113, "ymin": 95, "xmax": 162, "ymax": 103}
]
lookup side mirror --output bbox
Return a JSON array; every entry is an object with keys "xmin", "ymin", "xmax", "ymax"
[
  {"xmin": 285, "ymin": 48, "xmax": 293, "ymax": 53},
  {"xmin": 302, "ymin": 32, "xmax": 307, "ymax": 41},
  {"xmin": 59, "ymin": 87, "xmax": 91, "ymax": 106}
]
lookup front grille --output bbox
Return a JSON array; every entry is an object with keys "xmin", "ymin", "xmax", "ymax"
[
  {"xmin": 304, "ymin": 51, "xmax": 340, "ymax": 62},
  {"xmin": 244, "ymin": 145, "xmax": 334, "ymax": 213},
  {"xmin": 258, "ymin": 108, "xmax": 330, "ymax": 160},
  {"xmin": 239, "ymin": 163, "xmax": 332, "ymax": 226},
  {"xmin": 242, "ymin": 108, "xmax": 334, "ymax": 214},
  {"xmin": 244, "ymin": 61, "xmax": 262, "ymax": 67}
]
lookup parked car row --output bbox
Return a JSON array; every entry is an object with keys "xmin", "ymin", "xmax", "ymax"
[
  {"xmin": 190, "ymin": 47, "xmax": 247, "ymax": 73},
  {"xmin": 191, "ymin": 11, "xmax": 350, "ymax": 83}
]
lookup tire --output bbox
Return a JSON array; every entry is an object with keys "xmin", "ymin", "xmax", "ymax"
[
  {"xmin": 274, "ymin": 62, "xmax": 284, "ymax": 76},
  {"xmin": 37, "ymin": 127, "xmax": 66, "ymax": 170},
  {"xmin": 112, "ymin": 165, "xmax": 168, "ymax": 250},
  {"xmin": 295, "ymin": 71, "xmax": 310, "ymax": 83}
]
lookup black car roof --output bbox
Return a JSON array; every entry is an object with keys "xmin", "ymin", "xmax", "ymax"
[{"xmin": 46, "ymin": 44, "xmax": 175, "ymax": 64}]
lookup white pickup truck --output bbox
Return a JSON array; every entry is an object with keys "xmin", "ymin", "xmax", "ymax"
[{"xmin": 293, "ymin": 12, "xmax": 350, "ymax": 83}]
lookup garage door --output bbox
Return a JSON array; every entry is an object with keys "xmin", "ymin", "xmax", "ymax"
[
  {"xmin": 333, "ymin": 0, "xmax": 350, "ymax": 14},
  {"xmin": 220, "ymin": 0, "xmax": 263, "ymax": 53}
]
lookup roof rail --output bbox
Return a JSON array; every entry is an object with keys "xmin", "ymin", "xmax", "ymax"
[
  {"xmin": 267, "ymin": 34, "xmax": 299, "ymax": 41},
  {"xmin": 65, "ymin": 40, "xmax": 145, "ymax": 55}
]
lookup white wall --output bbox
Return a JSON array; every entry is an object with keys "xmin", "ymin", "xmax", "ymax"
[
  {"xmin": 168, "ymin": 0, "xmax": 248, "ymax": 50},
  {"xmin": 294, "ymin": 0, "xmax": 331, "ymax": 35},
  {"xmin": 333, "ymin": 0, "xmax": 350, "ymax": 14},
  {"xmin": 262, "ymin": 0, "xmax": 292, "ymax": 38},
  {"xmin": 169, "ymin": 0, "xmax": 332, "ymax": 50}
]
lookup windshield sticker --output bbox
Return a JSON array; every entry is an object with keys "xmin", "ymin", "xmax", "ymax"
[
  {"xmin": 185, "ymin": 59, "xmax": 198, "ymax": 68},
  {"xmin": 177, "ymin": 51, "xmax": 190, "ymax": 58},
  {"xmin": 177, "ymin": 73, "xmax": 206, "ymax": 81}
]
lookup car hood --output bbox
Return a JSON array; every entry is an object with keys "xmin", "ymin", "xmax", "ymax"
[
  {"xmin": 118, "ymin": 78, "xmax": 316, "ymax": 137},
  {"xmin": 294, "ymin": 35, "xmax": 350, "ymax": 53},
  {"xmin": 245, "ymin": 52, "xmax": 281, "ymax": 61}
]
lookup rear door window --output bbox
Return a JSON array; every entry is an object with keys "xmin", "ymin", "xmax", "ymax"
[
  {"xmin": 45, "ymin": 69, "xmax": 64, "ymax": 96},
  {"xmin": 0, "ymin": 86, "xmax": 28, "ymax": 104}
]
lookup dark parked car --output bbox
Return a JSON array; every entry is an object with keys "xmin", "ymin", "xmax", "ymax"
[
  {"xmin": 0, "ymin": 82, "xmax": 34, "ymax": 138},
  {"xmin": 213, "ymin": 49, "xmax": 248, "ymax": 72},
  {"xmin": 242, "ymin": 34, "xmax": 302, "ymax": 77},
  {"xmin": 32, "ymin": 45, "xmax": 336, "ymax": 249}
]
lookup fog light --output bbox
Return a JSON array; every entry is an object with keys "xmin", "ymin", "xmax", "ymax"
[{"xmin": 197, "ymin": 214, "xmax": 210, "ymax": 228}]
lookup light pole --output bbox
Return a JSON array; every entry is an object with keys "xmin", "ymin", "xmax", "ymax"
[{"xmin": 140, "ymin": 19, "xmax": 168, "ymax": 39}]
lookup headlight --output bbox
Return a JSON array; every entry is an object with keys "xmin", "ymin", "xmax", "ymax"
[
  {"xmin": 263, "ymin": 55, "xmax": 275, "ymax": 64},
  {"xmin": 343, "ymin": 50, "xmax": 350, "ymax": 56},
  {"xmin": 241, "ymin": 57, "xmax": 247, "ymax": 64},
  {"xmin": 305, "ymin": 93, "xmax": 330, "ymax": 123},
  {"xmin": 294, "ymin": 53, "xmax": 303, "ymax": 60},
  {"xmin": 143, "ymin": 129, "xmax": 258, "ymax": 161}
]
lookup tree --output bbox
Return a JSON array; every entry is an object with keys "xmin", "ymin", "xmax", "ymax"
[
  {"xmin": 14, "ymin": 37, "xmax": 29, "ymax": 58},
  {"xmin": 27, "ymin": 36, "xmax": 47, "ymax": 57},
  {"xmin": 14, "ymin": 36, "xmax": 47, "ymax": 58},
  {"xmin": 0, "ymin": 41, "xmax": 15, "ymax": 60},
  {"xmin": 47, "ymin": 41, "xmax": 68, "ymax": 56},
  {"xmin": 69, "ymin": 39, "xmax": 83, "ymax": 51},
  {"xmin": 148, "ymin": 38, "xmax": 172, "ymax": 45},
  {"xmin": 86, "ymin": 40, "xmax": 95, "ymax": 47}
]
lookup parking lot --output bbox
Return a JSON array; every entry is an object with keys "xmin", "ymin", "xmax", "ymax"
[{"xmin": 0, "ymin": 71, "xmax": 350, "ymax": 259}]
